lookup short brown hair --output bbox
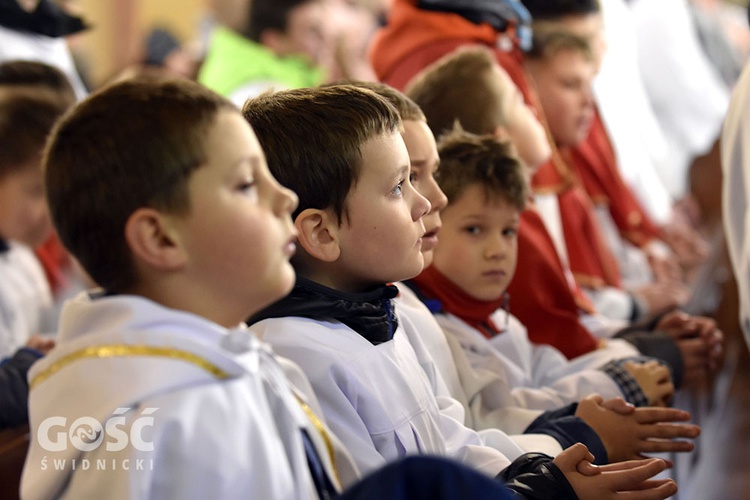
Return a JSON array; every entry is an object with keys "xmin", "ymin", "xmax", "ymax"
[
  {"xmin": 242, "ymin": 84, "xmax": 401, "ymax": 222},
  {"xmin": 0, "ymin": 87, "xmax": 69, "ymax": 179},
  {"xmin": 405, "ymin": 46, "xmax": 503, "ymax": 138},
  {"xmin": 526, "ymin": 30, "xmax": 593, "ymax": 62},
  {"xmin": 436, "ymin": 127, "xmax": 527, "ymax": 210},
  {"xmin": 45, "ymin": 77, "xmax": 237, "ymax": 292},
  {"xmin": 347, "ymin": 80, "xmax": 426, "ymax": 122}
]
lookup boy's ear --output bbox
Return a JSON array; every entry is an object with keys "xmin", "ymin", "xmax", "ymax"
[
  {"xmin": 124, "ymin": 208, "xmax": 187, "ymax": 271},
  {"xmin": 295, "ymin": 208, "xmax": 340, "ymax": 262}
]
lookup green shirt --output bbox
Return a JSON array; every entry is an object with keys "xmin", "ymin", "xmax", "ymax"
[{"xmin": 198, "ymin": 27, "xmax": 325, "ymax": 98}]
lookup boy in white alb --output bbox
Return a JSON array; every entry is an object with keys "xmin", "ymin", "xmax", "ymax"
[
  {"xmin": 408, "ymin": 128, "xmax": 700, "ymax": 464},
  {"xmin": 0, "ymin": 87, "xmax": 67, "ymax": 428},
  {"xmin": 21, "ymin": 77, "xmax": 355, "ymax": 500},
  {"xmin": 245, "ymin": 83, "xmax": 680, "ymax": 499}
]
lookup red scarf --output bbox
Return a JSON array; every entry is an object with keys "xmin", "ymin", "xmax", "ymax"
[
  {"xmin": 567, "ymin": 110, "xmax": 661, "ymax": 248},
  {"xmin": 412, "ymin": 265, "xmax": 505, "ymax": 338},
  {"xmin": 532, "ymin": 153, "xmax": 623, "ymax": 290},
  {"xmin": 34, "ymin": 232, "xmax": 70, "ymax": 295},
  {"xmin": 505, "ymin": 208, "xmax": 600, "ymax": 359}
]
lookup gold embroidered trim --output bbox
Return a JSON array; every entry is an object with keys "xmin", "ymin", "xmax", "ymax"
[
  {"xmin": 295, "ymin": 395, "xmax": 341, "ymax": 487},
  {"xmin": 30, "ymin": 345, "xmax": 230, "ymax": 389}
]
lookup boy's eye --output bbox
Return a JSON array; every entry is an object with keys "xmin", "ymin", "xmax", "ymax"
[
  {"xmin": 409, "ymin": 171, "xmax": 417, "ymax": 183},
  {"xmin": 503, "ymin": 227, "xmax": 518, "ymax": 237},
  {"xmin": 238, "ymin": 181, "xmax": 257, "ymax": 195},
  {"xmin": 464, "ymin": 226, "xmax": 481, "ymax": 235},
  {"xmin": 391, "ymin": 180, "xmax": 404, "ymax": 196}
]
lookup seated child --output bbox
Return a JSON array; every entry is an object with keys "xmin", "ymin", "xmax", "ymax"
[
  {"xmin": 21, "ymin": 76, "xmax": 355, "ymax": 499},
  {"xmin": 0, "ymin": 60, "xmax": 88, "ymax": 320},
  {"xmin": 524, "ymin": 30, "xmax": 722, "ymax": 384},
  {"xmin": 19, "ymin": 74, "xmax": 540, "ymax": 500},
  {"xmin": 0, "ymin": 87, "xmax": 67, "ymax": 428},
  {"xmin": 363, "ymin": 80, "xmax": 700, "ymax": 464},
  {"xmin": 409, "ymin": 126, "xmax": 701, "ymax": 461},
  {"xmin": 524, "ymin": 29, "xmax": 687, "ymax": 321},
  {"xmin": 405, "ymin": 45, "xmax": 720, "ymax": 388},
  {"xmin": 244, "ymin": 83, "xmax": 678, "ymax": 498}
]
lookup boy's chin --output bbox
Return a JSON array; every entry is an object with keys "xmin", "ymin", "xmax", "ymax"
[
  {"xmin": 420, "ymin": 250, "xmax": 434, "ymax": 269},
  {"xmin": 392, "ymin": 259, "xmax": 426, "ymax": 283}
]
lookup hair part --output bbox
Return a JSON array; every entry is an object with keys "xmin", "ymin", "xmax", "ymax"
[
  {"xmin": 406, "ymin": 46, "xmax": 505, "ymax": 139},
  {"xmin": 436, "ymin": 126, "xmax": 527, "ymax": 210},
  {"xmin": 45, "ymin": 76, "xmax": 237, "ymax": 292},
  {"xmin": 242, "ymin": 84, "xmax": 402, "ymax": 223}
]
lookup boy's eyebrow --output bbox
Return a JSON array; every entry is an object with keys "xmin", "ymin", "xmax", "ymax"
[
  {"xmin": 232, "ymin": 155, "xmax": 262, "ymax": 171},
  {"xmin": 395, "ymin": 163, "xmax": 410, "ymax": 179}
]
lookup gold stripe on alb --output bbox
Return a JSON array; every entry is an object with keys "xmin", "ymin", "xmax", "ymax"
[
  {"xmin": 30, "ymin": 345, "xmax": 230, "ymax": 389},
  {"xmin": 295, "ymin": 396, "xmax": 341, "ymax": 487}
]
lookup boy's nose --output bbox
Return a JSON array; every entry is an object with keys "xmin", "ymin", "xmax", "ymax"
[
  {"xmin": 275, "ymin": 184, "xmax": 299, "ymax": 216},
  {"xmin": 485, "ymin": 237, "xmax": 507, "ymax": 260},
  {"xmin": 412, "ymin": 190, "xmax": 431, "ymax": 220}
]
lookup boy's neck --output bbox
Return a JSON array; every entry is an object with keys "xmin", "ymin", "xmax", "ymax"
[{"xmin": 295, "ymin": 265, "xmax": 381, "ymax": 295}]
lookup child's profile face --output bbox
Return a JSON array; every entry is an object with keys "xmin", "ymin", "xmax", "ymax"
[
  {"xmin": 402, "ymin": 120, "xmax": 447, "ymax": 268},
  {"xmin": 0, "ymin": 163, "xmax": 51, "ymax": 247},
  {"xmin": 489, "ymin": 66, "xmax": 551, "ymax": 170},
  {"xmin": 172, "ymin": 110, "xmax": 298, "ymax": 323},
  {"xmin": 431, "ymin": 184, "xmax": 519, "ymax": 302},
  {"xmin": 527, "ymin": 48, "xmax": 597, "ymax": 149},
  {"xmin": 334, "ymin": 131, "xmax": 431, "ymax": 291}
]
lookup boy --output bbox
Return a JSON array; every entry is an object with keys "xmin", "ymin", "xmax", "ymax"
[
  {"xmin": 524, "ymin": 30, "xmax": 689, "ymax": 321},
  {"xmin": 411, "ymin": 126, "xmax": 701, "ymax": 459},
  {"xmin": 0, "ymin": 60, "xmax": 86, "ymax": 309},
  {"xmin": 244, "ymin": 83, "xmax": 678, "ymax": 498},
  {"xmin": 366, "ymin": 80, "xmax": 700, "ymax": 463},
  {"xmin": 21, "ymin": 76, "xmax": 350, "ymax": 499},
  {"xmin": 0, "ymin": 87, "xmax": 66, "ymax": 428},
  {"xmin": 524, "ymin": 30, "xmax": 722, "ymax": 383},
  {"xmin": 406, "ymin": 46, "xmax": 718, "ymax": 388}
]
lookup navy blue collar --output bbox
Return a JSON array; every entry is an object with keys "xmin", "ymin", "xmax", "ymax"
[{"xmin": 248, "ymin": 277, "xmax": 400, "ymax": 345}]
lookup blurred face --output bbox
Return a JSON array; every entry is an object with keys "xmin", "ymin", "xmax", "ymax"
[
  {"xmin": 0, "ymin": 164, "xmax": 52, "ymax": 248},
  {"xmin": 432, "ymin": 184, "xmax": 519, "ymax": 302},
  {"xmin": 279, "ymin": 0, "xmax": 327, "ymax": 65},
  {"xmin": 335, "ymin": 132, "xmax": 431, "ymax": 291},
  {"xmin": 527, "ymin": 48, "xmax": 596, "ymax": 148},
  {"xmin": 402, "ymin": 120, "xmax": 447, "ymax": 268},
  {"xmin": 172, "ymin": 110, "xmax": 299, "ymax": 324},
  {"xmin": 488, "ymin": 66, "xmax": 551, "ymax": 170}
]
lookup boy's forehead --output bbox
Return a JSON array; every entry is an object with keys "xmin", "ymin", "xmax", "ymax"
[{"xmin": 456, "ymin": 183, "xmax": 519, "ymax": 209}]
